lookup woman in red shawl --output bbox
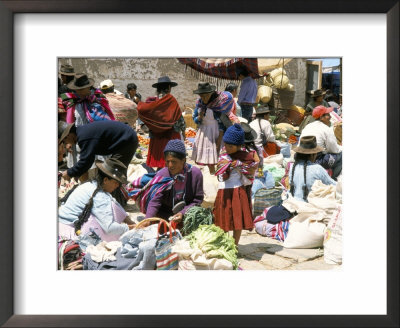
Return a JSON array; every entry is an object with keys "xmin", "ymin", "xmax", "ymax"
[{"xmin": 137, "ymin": 76, "xmax": 185, "ymax": 169}]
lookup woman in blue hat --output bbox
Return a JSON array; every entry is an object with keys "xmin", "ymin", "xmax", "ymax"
[
  {"xmin": 128, "ymin": 139, "xmax": 204, "ymax": 228},
  {"xmin": 213, "ymin": 124, "xmax": 260, "ymax": 246}
]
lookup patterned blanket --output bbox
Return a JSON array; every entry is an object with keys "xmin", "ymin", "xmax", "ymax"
[{"xmin": 61, "ymin": 88, "xmax": 115, "ymax": 123}]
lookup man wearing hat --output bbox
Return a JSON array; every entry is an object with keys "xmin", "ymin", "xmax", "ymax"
[
  {"xmin": 249, "ymin": 106, "xmax": 281, "ymax": 156},
  {"xmin": 236, "ymin": 66, "xmax": 257, "ymax": 123},
  {"xmin": 300, "ymin": 105, "xmax": 342, "ymax": 180},
  {"xmin": 299, "ymin": 89, "xmax": 331, "ymax": 133},
  {"xmin": 136, "ymin": 76, "xmax": 185, "ymax": 168},
  {"xmin": 58, "ymin": 120, "xmax": 138, "ymax": 183},
  {"xmin": 58, "ymin": 64, "xmax": 75, "ymax": 95}
]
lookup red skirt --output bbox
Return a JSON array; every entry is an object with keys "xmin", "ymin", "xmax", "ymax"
[
  {"xmin": 146, "ymin": 132, "xmax": 181, "ymax": 168},
  {"xmin": 213, "ymin": 185, "xmax": 254, "ymax": 232},
  {"xmin": 263, "ymin": 142, "xmax": 281, "ymax": 157}
]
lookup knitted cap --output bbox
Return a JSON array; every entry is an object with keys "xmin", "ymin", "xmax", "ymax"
[
  {"xmin": 164, "ymin": 139, "xmax": 187, "ymax": 156},
  {"xmin": 223, "ymin": 123, "xmax": 245, "ymax": 145}
]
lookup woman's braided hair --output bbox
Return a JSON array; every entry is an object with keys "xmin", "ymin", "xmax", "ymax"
[
  {"xmin": 73, "ymin": 171, "xmax": 107, "ymax": 233},
  {"xmin": 290, "ymin": 152, "xmax": 311, "ymax": 201}
]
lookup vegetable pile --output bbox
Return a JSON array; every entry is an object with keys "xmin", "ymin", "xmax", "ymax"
[
  {"xmin": 138, "ymin": 135, "xmax": 150, "ymax": 146},
  {"xmin": 186, "ymin": 225, "xmax": 238, "ymax": 269},
  {"xmin": 185, "ymin": 128, "xmax": 197, "ymax": 138},
  {"xmin": 182, "ymin": 206, "xmax": 213, "ymax": 235}
]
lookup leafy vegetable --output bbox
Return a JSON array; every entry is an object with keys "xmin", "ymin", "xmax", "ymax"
[
  {"xmin": 182, "ymin": 206, "xmax": 213, "ymax": 235},
  {"xmin": 185, "ymin": 225, "xmax": 238, "ymax": 269}
]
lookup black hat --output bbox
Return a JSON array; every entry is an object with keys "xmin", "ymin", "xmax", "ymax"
[
  {"xmin": 152, "ymin": 76, "xmax": 178, "ymax": 88},
  {"xmin": 193, "ymin": 82, "xmax": 216, "ymax": 94},
  {"xmin": 67, "ymin": 73, "xmax": 94, "ymax": 90},
  {"xmin": 240, "ymin": 122, "xmax": 257, "ymax": 143},
  {"xmin": 95, "ymin": 158, "xmax": 128, "ymax": 185},
  {"xmin": 58, "ymin": 121, "xmax": 75, "ymax": 145},
  {"xmin": 59, "ymin": 64, "xmax": 75, "ymax": 76},
  {"xmin": 310, "ymin": 89, "xmax": 326, "ymax": 98}
]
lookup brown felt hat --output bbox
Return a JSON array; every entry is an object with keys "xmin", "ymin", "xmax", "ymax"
[
  {"xmin": 95, "ymin": 158, "xmax": 128, "ymax": 185},
  {"xmin": 58, "ymin": 121, "xmax": 75, "ymax": 145},
  {"xmin": 59, "ymin": 64, "xmax": 75, "ymax": 76},
  {"xmin": 67, "ymin": 73, "xmax": 95, "ymax": 90},
  {"xmin": 292, "ymin": 135, "xmax": 323, "ymax": 154},
  {"xmin": 193, "ymin": 82, "xmax": 216, "ymax": 94}
]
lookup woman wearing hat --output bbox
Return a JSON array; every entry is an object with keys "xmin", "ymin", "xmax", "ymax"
[
  {"xmin": 249, "ymin": 106, "xmax": 281, "ymax": 156},
  {"xmin": 58, "ymin": 158, "xmax": 136, "ymax": 248},
  {"xmin": 132, "ymin": 139, "xmax": 204, "ymax": 226},
  {"xmin": 58, "ymin": 64, "xmax": 75, "ymax": 95},
  {"xmin": 214, "ymin": 124, "xmax": 260, "ymax": 246},
  {"xmin": 60, "ymin": 73, "xmax": 116, "ymax": 181},
  {"xmin": 192, "ymin": 82, "xmax": 239, "ymax": 158},
  {"xmin": 289, "ymin": 135, "xmax": 336, "ymax": 202},
  {"xmin": 299, "ymin": 89, "xmax": 330, "ymax": 133},
  {"xmin": 136, "ymin": 76, "xmax": 185, "ymax": 169}
]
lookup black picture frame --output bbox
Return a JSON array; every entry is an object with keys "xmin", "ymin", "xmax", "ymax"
[{"xmin": 0, "ymin": 1, "xmax": 398, "ymax": 327}]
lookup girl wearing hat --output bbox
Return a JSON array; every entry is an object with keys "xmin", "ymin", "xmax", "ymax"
[
  {"xmin": 289, "ymin": 136, "xmax": 336, "ymax": 202},
  {"xmin": 214, "ymin": 124, "xmax": 260, "ymax": 246},
  {"xmin": 58, "ymin": 158, "xmax": 136, "ymax": 250}
]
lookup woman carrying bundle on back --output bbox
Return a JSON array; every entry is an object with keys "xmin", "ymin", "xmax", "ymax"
[{"xmin": 213, "ymin": 124, "xmax": 260, "ymax": 246}]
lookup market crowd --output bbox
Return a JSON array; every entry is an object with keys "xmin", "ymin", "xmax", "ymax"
[{"xmin": 57, "ymin": 63, "xmax": 343, "ymax": 270}]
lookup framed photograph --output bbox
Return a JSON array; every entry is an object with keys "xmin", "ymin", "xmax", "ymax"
[{"xmin": 1, "ymin": 1, "xmax": 398, "ymax": 327}]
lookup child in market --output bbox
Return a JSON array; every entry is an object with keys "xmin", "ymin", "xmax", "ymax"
[{"xmin": 213, "ymin": 124, "xmax": 260, "ymax": 246}]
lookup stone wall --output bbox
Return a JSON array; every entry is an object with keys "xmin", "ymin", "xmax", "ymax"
[{"xmin": 59, "ymin": 58, "xmax": 308, "ymax": 110}]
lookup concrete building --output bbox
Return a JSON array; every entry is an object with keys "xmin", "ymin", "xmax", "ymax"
[{"xmin": 59, "ymin": 58, "xmax": 309, "ymax": 110}]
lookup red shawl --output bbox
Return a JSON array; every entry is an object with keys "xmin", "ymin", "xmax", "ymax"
[{"xmin": 137, "ymin": 94, "xmax": 182, "ymax": 134}]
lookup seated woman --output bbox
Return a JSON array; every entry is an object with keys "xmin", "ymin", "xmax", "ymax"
[
  {"xmin": 129, "ymin": 139, "xmax": 204, "ymax": 227},
  {"xmin": 58, "ymin": 158, "xmax": 136, "ymax": 248},
  {"xmin": 289, "ymin": 135, "xmax": 336, "ymax": 202}
]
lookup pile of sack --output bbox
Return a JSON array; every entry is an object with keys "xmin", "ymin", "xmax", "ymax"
[{"xmin": 253, "ymin": 178, "xmax": 343, "ymax": 265}]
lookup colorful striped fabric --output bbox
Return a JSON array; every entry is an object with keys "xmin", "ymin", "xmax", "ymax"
[
  {"xmin": 270, "ymin": 220, "xmax": 290, "ymax": 242},
  {"xmin": 177, "ymin": 58, "xmax": 260, "ymax": 80},
  {"xmin": 126, "ymin": 164, "xmax": 192, "ymax": 214},
  {"xmin": 127, "ymin": 173, "xmax": 174, "ymax": 214},
  {"xmin": 61, "ymin": 88, "xmax": 115, "ymax": 124},
  {"xmin": 215, "ymin": 147, "xmax": 259, "ymax": 183},
  {"xmin": 195, "ymin": 91, "xmax": 234, "ymax": 115}
]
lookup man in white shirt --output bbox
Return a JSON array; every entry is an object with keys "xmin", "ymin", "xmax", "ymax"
[{"xmin": 300, "ymin": 105, "xmax": 342, "ymax": 180}]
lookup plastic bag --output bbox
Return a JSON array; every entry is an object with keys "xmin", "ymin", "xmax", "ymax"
[
  {"xmin": 252, "ymin": 178, "xmax": 267, "ymax": 198},
  {"xmin": 279, "ymin": 142, "xmax": 291, "ymax": 158},
  {"xmin": 264, "ymin": 170, "xmax": 276, "ymax": 189}
]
